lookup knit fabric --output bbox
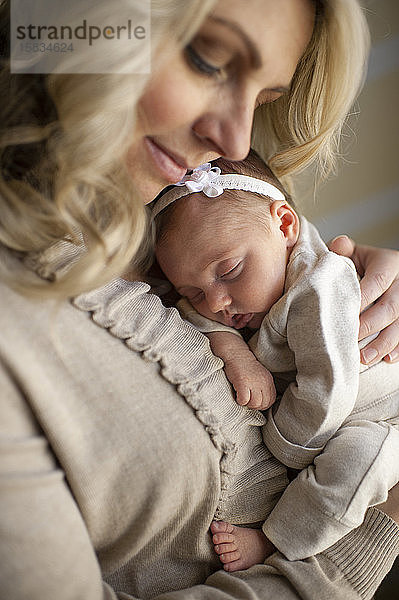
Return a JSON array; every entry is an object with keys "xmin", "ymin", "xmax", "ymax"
[
  {"xmin": 178, "ymin": 217, "xmax": 399, "ymax": 561},
  {"xmin": 0, "ymin": 248, "xmax": 398, "ymax": 599}
]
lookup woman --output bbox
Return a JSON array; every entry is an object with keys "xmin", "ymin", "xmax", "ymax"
[{"xmin": 1, "ymin": 1, "xmax": 399, "ymax": 598}]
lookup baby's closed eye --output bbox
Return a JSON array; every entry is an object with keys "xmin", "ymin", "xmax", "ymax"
[
  {"xmin": 178, "ymin": 286, "xmax": 204, "ymax": 304},
  {"xmin": 188, "ymin": 290, "xmax": 205, "ymax": 304},
  {"xmin": 217, "ymin": 260, "xmax": 244, "ymax": 281}
]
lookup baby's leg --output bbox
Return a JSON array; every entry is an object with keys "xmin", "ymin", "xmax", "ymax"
[
  {"xmin": 263, "ymin": 419, "xmax": 399, "ymax": 560},
  {"xmin": 211, "ymin": 521, "xmax": 275, "ymax": 572}
]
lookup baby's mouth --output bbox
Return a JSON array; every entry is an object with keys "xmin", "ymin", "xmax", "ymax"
[{"xmin": 229, "ymin": 312, "xmax": 254, "ymax": 330}]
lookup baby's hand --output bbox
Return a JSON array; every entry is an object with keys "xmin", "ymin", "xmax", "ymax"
[
  {"xmin": 224, "ymin": 355, "xmax": 276, "ymax": 410},
  {"xmin": 206, "ymin": 331, "xmax": 276, "ymax": 410}
]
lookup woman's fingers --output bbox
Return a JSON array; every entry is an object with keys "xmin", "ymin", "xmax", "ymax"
[
  {"xmin": 327, "ymin": 235, "xmax": 356, "ymax": 262},
  {"xmin": 329, "ymin": 239, "xmax": 399, "ymax": 309},
  {"xmin": 384, "ymin": 343, "xmax": 399, "ymax": 363},
  {"xmin": 360, "ymin": 318, "xmax": 399, "ymax": 365},
  {"xmin": 376, "ymin": 481, "xmax": 399, "ymax": 525},
  {"xmin": 357, "ymin": 252, "xmax": 399, "ymax": 313},
  {"xmin": 359, "ymin": 279, "xmax": 399, "ymax": 338},
  {"xmin": 359, "ymin": 276, "xmax": 399, "ymax": 364},
  {"xmin": 359, "ymin": 279, "xmax": 399, "ymax": 339},
  {"xmin": 329, "ymin": 238, "xmax": 399, "ymax": 363}
]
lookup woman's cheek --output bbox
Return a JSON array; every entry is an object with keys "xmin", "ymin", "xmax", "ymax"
[{"xmin": 139, "ymin": 66, "xmax": 205, "ymax": 133}]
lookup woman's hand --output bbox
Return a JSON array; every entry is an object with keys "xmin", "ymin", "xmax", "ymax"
[
  {"xmin": 376, "ymin": 481, "xmax": 399, "ymax": 526},
  {"xmin": 328, "ymin": 236, "xmax": 399, "ymax": 365}
]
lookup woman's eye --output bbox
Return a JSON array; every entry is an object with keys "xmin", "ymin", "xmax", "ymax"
[{"xmin": 185, "ymin": 44, "xmax": 225, "ymax": 79}]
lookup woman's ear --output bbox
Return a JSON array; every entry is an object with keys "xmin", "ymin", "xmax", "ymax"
[{"xmin": 270, "ymin": 201, "xmax": 299, "ymax": 248}]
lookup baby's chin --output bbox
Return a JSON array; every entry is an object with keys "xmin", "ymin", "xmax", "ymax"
[{"xmin": 247, "ymin": 312, "xmax": 267, "ymax": 329}]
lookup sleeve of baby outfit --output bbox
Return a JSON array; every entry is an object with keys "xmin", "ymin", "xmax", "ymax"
[
  {"xmin": 261, "ymin": 253, "xmax": 361, "ymax": 470},
  {"xmin": 177, "ymin": 298, "xmax": 243, "ymax": 338},
  {"xmin": 1, "ymin": 359, "xmax": 399, "ymax": 600}
]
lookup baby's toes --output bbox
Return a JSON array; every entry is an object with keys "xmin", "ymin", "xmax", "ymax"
[
  {"xmin": 212, "ymin": 531, "xmax": 235, "ymax": 546},
  {"xmin": 219, "ymin": 549, "xmax": 241, "ymax": 564},
  {"xmin": 211, "ymin": 521, "xmax": 235, "ymax": 535},
  {"xmin": 214, "ymin": 542, "xmax": 237, "ymax": 556},
  {"xmin": 224, "ymin": 557, "xmax": 248, "ymax": 572}
]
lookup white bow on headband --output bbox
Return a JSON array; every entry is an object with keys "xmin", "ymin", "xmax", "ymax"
[
  {"xmin": 176, "ymin": 163, "xmax": 223, "ymax": 198},
  {"xmin": 151, "ymin": 162, "xmax": 285, "ymax": 219}
]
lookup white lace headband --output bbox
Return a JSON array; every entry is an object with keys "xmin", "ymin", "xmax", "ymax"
[{"xmin": 151, "ymin": 162, "xmax": 285, "ymax": 219}]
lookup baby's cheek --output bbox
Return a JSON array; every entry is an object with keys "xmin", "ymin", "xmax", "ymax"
[
  {"xmin": 196, "ymin": 302, "xmax": 224, "ymax": 325},
  {"xmin": 196, "ymin": 302, "xmax": 213, "ymax": 320}
]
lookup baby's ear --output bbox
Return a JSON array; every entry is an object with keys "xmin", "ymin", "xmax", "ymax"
[{"xmin": 270, "ymin": 201, "xmax": 299, "ymax": 248}]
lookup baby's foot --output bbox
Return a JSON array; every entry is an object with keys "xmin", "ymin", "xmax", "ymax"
[{"xmin": 211, "ymin": 521, "xmax": 275, "ymax": 572}]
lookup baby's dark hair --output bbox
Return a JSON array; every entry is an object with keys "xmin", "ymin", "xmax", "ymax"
[
  {"xmin": 154, "ymin": 149, "xmax": 293, "ymax": 246},
  {"xmin": 211, "ymin": 149, "xmax": 293, "ymax": 207}
]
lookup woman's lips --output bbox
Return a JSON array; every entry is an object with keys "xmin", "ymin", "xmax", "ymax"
[{"xmin": 145, "ymin": 137, "xmax": 188, "ymax": 184}]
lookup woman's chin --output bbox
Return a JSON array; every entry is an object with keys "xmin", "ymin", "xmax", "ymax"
[
  {"xmin": 132, "ymin": 177, "xmax": 166, "ymax": 206},
  {"xmin": 126, "ymin": 148, "xmax": 170, "ymax": 205}
]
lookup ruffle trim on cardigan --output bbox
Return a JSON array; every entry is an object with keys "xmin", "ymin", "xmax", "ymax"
[
  {"xmin": 73, "ymin": 278, "xmax": 225, "ymax": 386},
  {"xmin": 23, "ymin": 237, "xmax": 84, "ymax": 282},
  {"xmin": 73, "ymin": 278, "xmax": 280, "ymax": 522}
]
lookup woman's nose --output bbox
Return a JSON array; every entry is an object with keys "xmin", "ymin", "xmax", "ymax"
[
  {"xmin": 206, "ymin": 287, "xmax": 232, "ymax": 314},
  {"xmin": 192, "ymin": 97, "xmax": 254, "ymax": 161}
]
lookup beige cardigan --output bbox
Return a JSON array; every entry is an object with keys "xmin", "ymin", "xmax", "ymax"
[{"xmin": 0, "ymin": 261, "xmax": 398, "ymax": 599}]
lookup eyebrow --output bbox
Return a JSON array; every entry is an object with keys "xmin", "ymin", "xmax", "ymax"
[
  {"xmin": 208, "ymin": 16, "xmax": 291, "ymax": 93},
  {"xmin": 209, "ymin": 16, "xmax": 262, "ymax": 69}
]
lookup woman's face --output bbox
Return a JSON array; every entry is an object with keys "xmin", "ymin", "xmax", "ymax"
[{"xmin": 127, "ymin": 0, "xmax": 315, "ymax": 202}]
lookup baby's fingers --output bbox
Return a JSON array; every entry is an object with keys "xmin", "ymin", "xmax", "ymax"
[
  {"xmin": 247, "ymin": 388, "xmax": 263, "ymax": 409},
  {"xmin": 258, "ymin": 391, "xmax": 275, "ymax": 411},
  {"xmin": 248, "ymin": 389, "xmax": 274, "ymax": 411},
  {"xmin": 234, "ymin": 384, "xmax": 251, "ymax": 406}
]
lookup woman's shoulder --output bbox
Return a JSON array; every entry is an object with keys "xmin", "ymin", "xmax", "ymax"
[
  {"xmin": 73, "ymin": 279, "xmax": 286, "ymax": 524},
  {"xmin": 74, "ymin": 277, "xmax": 225, "ymax": 384}
]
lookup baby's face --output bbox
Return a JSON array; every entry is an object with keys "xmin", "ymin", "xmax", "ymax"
[{"xmin": 156, "ymin": 203, "xmax": 290, "ymax": 330}]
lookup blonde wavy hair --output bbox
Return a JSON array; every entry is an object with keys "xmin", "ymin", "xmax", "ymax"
[
  {"xmin": 0, "ymin": 0, "xmax": 369, "ymax": 298},
  {"xmin": 252, "ymin": 0, "xmax": 370, "ymax": 183}
]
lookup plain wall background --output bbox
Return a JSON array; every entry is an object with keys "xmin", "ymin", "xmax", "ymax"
[
  {"xmin": 299, "ymin": 0, "xmax": 399, "ymax": 250},
  {"xmin": 300, "ymin": 3, "xmax": 399, "ymax": 597}
]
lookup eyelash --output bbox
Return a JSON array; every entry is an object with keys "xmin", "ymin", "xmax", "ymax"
[
  {"xmin": 220, "ymin": 262, "xmax": 242, "ymax": 280},
  {"xmin": 185, "ymin": 262, "xmax": 242, "ymax": 303},
  {"xmin": 185, "ymin": 44, "xmax": 224, "ymax": 79}
]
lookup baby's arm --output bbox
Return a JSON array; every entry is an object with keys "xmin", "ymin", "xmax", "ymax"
[
  {"xmin": 253, "ymin": 253, "xmax": 362, "ymax": 469},
  {"xmin": 207, "ymin": 331, "xmax": 276, "ymax": 410},
  {"xmin": 177, "ymin": 298, "xmax": 275, "ymax": 410}
]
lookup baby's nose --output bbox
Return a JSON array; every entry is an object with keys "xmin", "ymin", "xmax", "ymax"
[{"xmin": 207, "ymin": 288, "xmax": 232, "ymax": 314}]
